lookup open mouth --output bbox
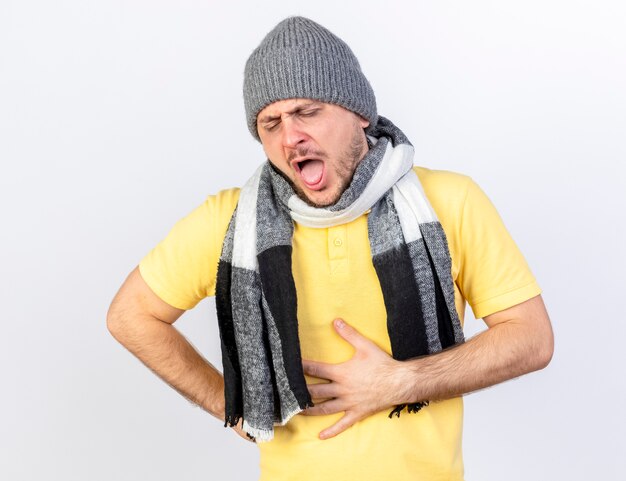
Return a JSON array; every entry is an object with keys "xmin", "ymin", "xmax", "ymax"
[{"xmin": 294, "ymin": 158, "xmax": 326, "ymax": 190}]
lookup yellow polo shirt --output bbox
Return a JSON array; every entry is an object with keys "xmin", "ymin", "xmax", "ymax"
[{"xmin": 139, "ymin": 166, "xmax": 541, "ymax": 481}]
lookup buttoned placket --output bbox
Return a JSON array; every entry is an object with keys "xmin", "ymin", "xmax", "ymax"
[{"xmin": 327, "ymin": 224, "xmax": 348, "ymax": 279}]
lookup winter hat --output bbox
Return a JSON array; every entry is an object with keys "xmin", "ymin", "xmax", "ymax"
[{"xmin": 243, "ymin": 16, "xmax": 378, "ymax": 140}]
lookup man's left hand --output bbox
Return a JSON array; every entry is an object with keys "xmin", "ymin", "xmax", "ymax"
[
  {"xmin": 300, "ymin": 296, "xmax": 554, "ymax": 441},
  {"xmin": 301, "ymin": 318, "xmax": 403, "ymax": 440}
]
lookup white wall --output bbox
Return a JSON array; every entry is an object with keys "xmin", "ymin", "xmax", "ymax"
[{"xmin": 1, "ymin": 1, "xmax": 624, "ymax": 479}]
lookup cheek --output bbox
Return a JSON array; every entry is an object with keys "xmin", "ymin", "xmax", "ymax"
[
  {"xmin": 261, "ymin": 141, "xmax": 285, "ymax": 165},
  {"xmin": 313, "ymin": 123, "xmax": 349, "ymax": 154}
]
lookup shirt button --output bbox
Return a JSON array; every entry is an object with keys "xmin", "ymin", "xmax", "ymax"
[{"xmin": 333, "ymin": 238, "xmax": 343, "ymax": 247}]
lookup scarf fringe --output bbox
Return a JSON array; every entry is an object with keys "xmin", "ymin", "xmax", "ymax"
[
  {"xmin": 242, "ymin": 420, "xmax": 273, "ymax": 443},
  {"xmin": 224, "ymin": 402, "xmax": 313, "ymax": 443},
  {"xmin": 224, "ymin": 414, "xmax": 240, "ymax": 428},
  {"xmin": 388, "ymin": 401, "xmax": 430, "ymax": 419}
]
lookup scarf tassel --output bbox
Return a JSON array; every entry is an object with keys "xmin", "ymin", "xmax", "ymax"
[{"xmin": 388, "ymin": 401, "xmax": 430, "ymax": 419}]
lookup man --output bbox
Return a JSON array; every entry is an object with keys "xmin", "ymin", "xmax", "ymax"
[{"xmin": 107, "ymin": 16, "xmax": 553, "ymax": 480}]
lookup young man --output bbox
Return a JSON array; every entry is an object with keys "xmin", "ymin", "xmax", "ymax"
[{"xmin": 107, "ymin": 16, "xmax": 553, "ymax": 480}]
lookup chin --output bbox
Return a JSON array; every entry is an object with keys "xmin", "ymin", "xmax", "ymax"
[{"xmin": 301, "ymin": 189, "xmax": 343, "ymax": 208}]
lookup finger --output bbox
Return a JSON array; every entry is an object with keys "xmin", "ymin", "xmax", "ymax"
[
  {"xmin": 302, "ymin": 359, "xmax": 337, "ymax": 380},
  {"xmin": 307, "ymin": 381, "xmax": 339, "ymax": 400},
  {"xmin": 235, "ymin": 428, "xmax": 256, "ymax": 443},
  {"xmin": 333, "ymin": 318, "xmax": 376, "ymax": 351},
  {"xmin": 300, "ymin": 398, "xmax": 344, "ymax": 416},
  {"xmin": 233, "ymin": 420, "xmax": 256, "ymax": 443},
  {"xmin": 319, "ymin": 412, "xmax": 361, "ymax": 440}
]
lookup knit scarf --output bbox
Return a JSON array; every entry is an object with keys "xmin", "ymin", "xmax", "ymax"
[{"xmin": 215, "ymin": 117, "xmax": 464, "ymax": 442}]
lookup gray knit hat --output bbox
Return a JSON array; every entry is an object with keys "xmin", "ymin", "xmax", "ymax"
[{"xmin": 243, "ymin": 16, "xmax": 378, "ymax": 141}]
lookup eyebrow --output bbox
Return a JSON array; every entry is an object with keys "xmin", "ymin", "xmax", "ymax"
[{"xmin": 258, "ymin": 101, "xmax": 320, "ymax": 123}]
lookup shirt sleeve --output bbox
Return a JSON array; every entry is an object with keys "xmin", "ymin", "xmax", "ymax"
[
  {"xmin": 138, "ymin": 188, "xmax": 240, "ymax": 310},
  {"xmin": 455, "ymin": 178, "xmax": 542, "ymax": 319}
]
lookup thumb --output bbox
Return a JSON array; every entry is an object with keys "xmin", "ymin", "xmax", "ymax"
[{"xmin": 333, "ymin": 318, "xmax": 372, "ymax": 350}]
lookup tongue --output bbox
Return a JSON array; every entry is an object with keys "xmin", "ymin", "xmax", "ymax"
[{"xmin": 300, "ymin": 160, "xmax": 324, "ymax": 185}]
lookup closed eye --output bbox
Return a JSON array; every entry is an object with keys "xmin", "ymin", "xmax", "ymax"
[
  {"xmin": 298, "ymin": 108, "xmax": 319, "ymax": 117},
  {"xmin": 263, "ymin": 120, "xmax": 281, "ymax": 132},
  {"xmin": 259, "ymin": 105, "xmax": 321, "ymax": 132}
]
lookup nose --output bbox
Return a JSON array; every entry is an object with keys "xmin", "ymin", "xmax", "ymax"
[{"xmin": 281, "ymin": 117, "xmax": 308, "ymax": 150}]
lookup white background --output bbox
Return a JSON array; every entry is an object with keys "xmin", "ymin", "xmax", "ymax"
[{"xmin": 1, "ymin": 1, "xmax": 624, "ymax": 479}]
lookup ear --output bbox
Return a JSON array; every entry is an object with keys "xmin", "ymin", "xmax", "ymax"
[{"xmin": 358, "ymin": 115, "xmax": 370, "ymax": 129}]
